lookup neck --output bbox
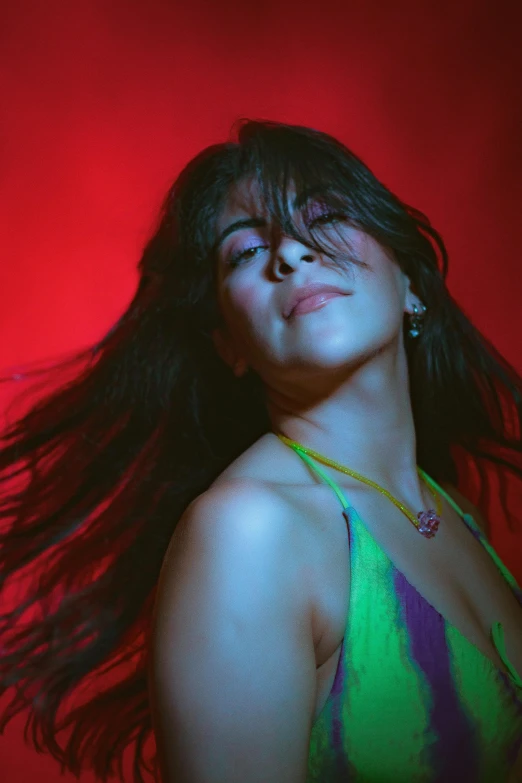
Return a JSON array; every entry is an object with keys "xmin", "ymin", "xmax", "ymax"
[{"xmin": 265, "ymin": 346, "xmax": 428, "ymax": 509}]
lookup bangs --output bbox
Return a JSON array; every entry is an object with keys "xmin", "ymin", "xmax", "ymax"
[
  {"xmin": 206, "ymin": 121, "xmax": 371, "ymax": 269},
  {"xmin": 237, "ymin": 121, "xmax": 355, "ymax": 215},
  {"xmin": 174, "ymin": 120, "xmax": 401, "ymax": 284}
]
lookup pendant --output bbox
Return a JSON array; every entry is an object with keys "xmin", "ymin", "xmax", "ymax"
[{"xmin": 417, "ymin": 509, "xmax": 441, "ymax": 538}]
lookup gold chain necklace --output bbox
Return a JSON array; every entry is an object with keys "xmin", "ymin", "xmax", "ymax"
[{"xmin": 276, "ymin": 433, "xmax": 442, "ymax": 539}]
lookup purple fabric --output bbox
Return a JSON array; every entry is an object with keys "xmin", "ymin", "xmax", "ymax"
[{"xmin": 393, "ymin": 568, "xmax": 480, "ymax": 782}]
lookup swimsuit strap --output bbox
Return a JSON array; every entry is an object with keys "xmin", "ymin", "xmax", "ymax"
[
  {"xmin": 287, "ymin": 445, "xmax": 352, "ymax": 512},
  {"xmin": 417, "ymin": 469, "xmax": 467, "ymax": 519},
  {"xmin": 289, "ymin": 443, "xmax": 466, "ymax": 521}
]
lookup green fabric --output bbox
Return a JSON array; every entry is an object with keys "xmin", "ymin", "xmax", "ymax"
[{"xmin": 278, "ymin": 443, "xmax": 522, "ymax": 782}]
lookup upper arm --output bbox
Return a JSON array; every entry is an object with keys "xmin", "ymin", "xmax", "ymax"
[{"xmin": 148, "ymin": 483, "xmax": 317, "ymax": 783}]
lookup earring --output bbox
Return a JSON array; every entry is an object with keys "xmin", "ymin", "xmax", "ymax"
[{"xmin": 408, "ymin": 302, "xmax": 427, "ymax": 338}]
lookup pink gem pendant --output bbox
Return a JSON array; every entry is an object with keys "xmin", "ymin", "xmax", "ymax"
[{"xmin": 417, "ymin": 509, "xmax": 441, "ymax": 538}]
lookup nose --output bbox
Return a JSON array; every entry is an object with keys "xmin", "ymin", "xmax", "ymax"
[{"xmin": 274, "ymin": 235, "xmax": 318, "ymax": 276}]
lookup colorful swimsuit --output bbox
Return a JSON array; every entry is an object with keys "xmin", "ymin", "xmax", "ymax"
[{"xmin": 289, "ymin": 447, "xmax": 522, "ymax": 782}]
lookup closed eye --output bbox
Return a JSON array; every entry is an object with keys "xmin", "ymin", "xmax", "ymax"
[{"xmin": 307, "ymin": 212, "xmax": 347, "ymax": 229}]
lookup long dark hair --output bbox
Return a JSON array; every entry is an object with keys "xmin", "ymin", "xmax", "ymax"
[{"xmin": 0, "ymin": 120, "xmax": 520, "ymax": 782}]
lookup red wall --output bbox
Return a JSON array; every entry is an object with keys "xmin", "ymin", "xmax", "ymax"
[{"xmin": 1, "ymin": 1, "xmax": 521, "ymax": 780}]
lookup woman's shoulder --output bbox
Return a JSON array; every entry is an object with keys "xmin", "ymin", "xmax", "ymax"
[
  {"xmin": 202, "ymin": 433, "xmax": 325, "ymax": 544},
  {"xmin": 181, "ymin": 433, "xmax": 307, "ymax": 552},
  {"xmin": 177, "ymin": 479, "xmax": 296, "ymax": 568},
  {"xmin": 188, "ymin": 478, "xmax": 290, "ymax": 546},
  {"xmin": 177, "ymin": 433, "xmax": 325, "ymax": 589}
]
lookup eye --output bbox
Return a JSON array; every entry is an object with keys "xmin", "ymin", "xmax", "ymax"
[
  {"xmin": 307, "ymin": 211, "xmax": 347, "ymax": 229},
  {"xmin": 228, "ymin": 243, "xmax": 269, "ymax": 268}
]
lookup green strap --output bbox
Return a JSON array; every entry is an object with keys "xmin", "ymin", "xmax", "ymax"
[
  {"xmin": 491, "ymin": 621, "xmax": 522, "ymax": 688},
  {"xmin": 289, "ymin": 445, "xmax": 462, "ymax": 516},
  {"xmin": 288, "ymin": 446, "xmax": 461, "ymax": 520},
  {"xmin": 417, "ymin": 469, "xmax": 466, "ymax": 517},
  {"xmin": 286, "ymin": 443, "xmax": 351, "ymax": 511},
  {"xmin": 419, "ymin": 470, "xmax": 487, "ymax": 540}
]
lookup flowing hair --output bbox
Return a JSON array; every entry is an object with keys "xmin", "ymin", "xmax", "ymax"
[{"xmin": 0, "ymin": 119, "xmax": 520, "ymax": 782}]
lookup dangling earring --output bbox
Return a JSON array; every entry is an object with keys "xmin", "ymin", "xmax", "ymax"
[{"xmin": 408, "ymin": 302, "xmax": 427, "ymax": 338}]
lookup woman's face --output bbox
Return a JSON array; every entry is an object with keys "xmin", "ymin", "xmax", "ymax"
[{"xmin": 212, "ymin": 178, "xmax": 416, "ymax": 391}]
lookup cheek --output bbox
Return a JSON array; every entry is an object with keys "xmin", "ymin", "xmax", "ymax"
[
  {"xmin": 358, "ymin": 237, "xmax": 402, "ymax": 297},
  {"xmin": 224, "ymin": 282, "xmax": 261, "ymax": 326}
]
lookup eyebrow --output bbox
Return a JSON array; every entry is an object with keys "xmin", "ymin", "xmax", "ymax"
[
  {"xmin": 215, "ymin": 217, "xmax": 267, "ymax": 250},
  {"xmin": 215, "ymin": 187, "xmax": 330, "ymax": 250}
]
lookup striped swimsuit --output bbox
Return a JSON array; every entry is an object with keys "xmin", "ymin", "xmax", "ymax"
[{"xmin": 290, "ymin": 448, "xmax": 522, "ymax": 782}]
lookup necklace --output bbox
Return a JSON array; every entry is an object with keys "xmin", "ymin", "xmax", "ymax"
[{"xmin": 276, "ymin": 433, "xmax": 442, "ymax": 539}]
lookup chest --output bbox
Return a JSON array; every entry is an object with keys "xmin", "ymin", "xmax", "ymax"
[{"xmin": 295, "ymin": 484, "xmax": 522, "ymax": 722}]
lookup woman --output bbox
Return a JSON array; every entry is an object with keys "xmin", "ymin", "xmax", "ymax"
[{"xmin": 0, "ymin": 120, "xmax": 521, "ymax": 782}]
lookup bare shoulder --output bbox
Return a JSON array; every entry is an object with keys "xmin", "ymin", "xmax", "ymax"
[
  {"xmin": 163, "ymin": 477, "xmax": 298, "ymax": 571},
  {"xmin": 149, "ymin": 477, "xmax": 316, "ymax": 782},
  {"xmin": 156, "ymin": 478, "xmax": 307, "ymax": 641},
  {"xmin": 159, "ymin": 430, "xmax": 312, "ymax": 574},
  {"xmin": 439, "ymin": 482, "xmax": 490, "ymax": 539}
]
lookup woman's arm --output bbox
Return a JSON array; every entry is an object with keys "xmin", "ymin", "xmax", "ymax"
[{"xmin": 148, "ymin": 482, "xmax": 316, "ymax": 783}]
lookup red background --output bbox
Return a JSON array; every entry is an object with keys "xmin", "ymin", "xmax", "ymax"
[{"xmin": 1, "ymin": 1, "xmax": 521, "ymax": 780}]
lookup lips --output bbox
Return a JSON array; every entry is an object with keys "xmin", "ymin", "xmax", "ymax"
[
  {"xmin": 284, "ymin": 283, "xmax": 349, "ymax": 319},
  {"xmin": 292, "ymin": 291, "xmax": 344, "ymax": 316}
]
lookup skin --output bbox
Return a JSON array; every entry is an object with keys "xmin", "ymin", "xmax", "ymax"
[{"xmin": 212, "ymin": 177, "xmax": 431, "ymax": 512}]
